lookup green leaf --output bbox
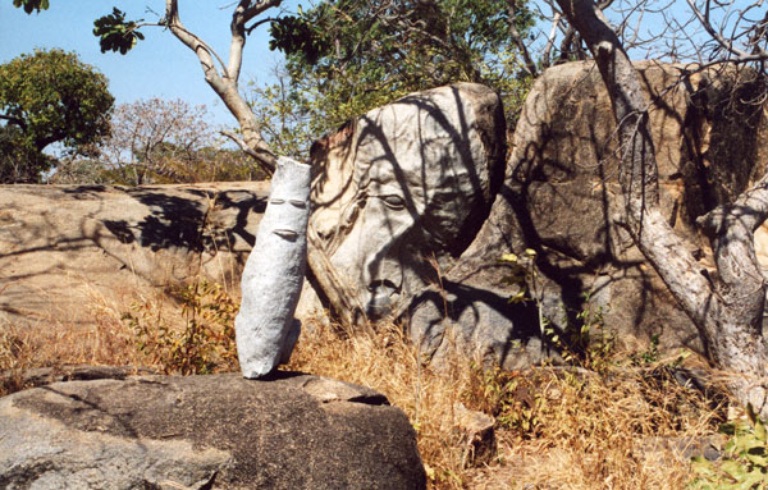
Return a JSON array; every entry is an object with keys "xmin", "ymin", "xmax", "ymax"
[
  {"xmin": 93, "ymin": 8, "xmax": 144, "ymax": 55},
  {"xmin": 691, "ymin": 456, "xmax": 717, "ymax": 476},
  {"xmin": 508, "ymin": 291, "xmax": 527, "ymax": 304},
  {"xmin": 744, "ymin": 452, "xmax": 768, "ymax": 467},
  {"xmin": 756, "ymin": 419, "xmax": 767, "ymax": 444},
  {"xmin": 13, "ymin": 0, "xmax": 49, "ymax": 14},
  {"xmin": 720, "ymin": 459, "xmax": 747, "ymax": 479}
]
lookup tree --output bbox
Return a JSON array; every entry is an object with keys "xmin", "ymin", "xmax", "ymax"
[
  {"xmin": 263, "ymin": 0, "xmax": 534, "ymax": 141},
  {"xmin": 0, "ymin": 48, "xmax": 114, "ymax": 182},
  {"xmin": 552, "ymin": 0, "xmax": 768, "ymax": 417},
  {"xmin": 101, "ymin": 98, "xmax": 210, "ymax": 185},
  {"xmin": 98, "ymin": 98, "xmax": 268, "ymax": 185},
  {"xmin": 247, "ymin": 64, "xmax": 316, "ymax": 159},
  {"xmin": 0, "ymin": 125, "xmax": 52, "ymax": 183},
  {"xmin": 90, "ymin": 2, "xmax": 283, "ymax": 174}
]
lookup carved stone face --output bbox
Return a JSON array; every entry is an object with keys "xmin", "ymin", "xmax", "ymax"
[
  {"xmin": 309, "ymin": 84, "xmax": 504, "ymax": 320},
  {"xmin": 236, "ymin": 157, "xmax": 311, "ymax": 378}
]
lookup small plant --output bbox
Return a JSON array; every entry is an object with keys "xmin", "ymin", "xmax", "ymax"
[
  {"xmin": 499, "ymin": 249, "xmax": 538, "ymax": 304},
  {"xmin": 691, "ymin": 404, "xmax": 768, "ymax": 489},
  {"xmin": 545, "ymin": 293, "xmax": 615, "ymax": 372},
  {"xmin": 125, "ymin": 279, "xmax": 238, "ymax": 375},
  {"xmin": 463, "ymin": 363, "xmax": 544, "ymax": 439},
  {"xmin": 633, "ymin": 333, "xmax": 662, "ymax": 365},
  {"xmin": 500, "ymin": 248, "xmax": 548, "ymax": 334},
  {"xmin": 500, "ymin": 252, "xmax": 616, "ymax": 371}
]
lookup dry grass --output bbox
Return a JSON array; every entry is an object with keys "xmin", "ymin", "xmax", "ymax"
[
  {"xmin": 287, "ymin": 318, "xmax": 727, "ymax": 489},
  {"xmin": 0, "ymin": 285, "xmax": 144, "ymax": 391},
  {"xmin": 1, "ymin": 280, "xmax": 731, "ymax": 489}
]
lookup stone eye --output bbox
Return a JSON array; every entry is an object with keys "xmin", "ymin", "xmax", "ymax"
[
  {"xmin": 380, "ymin": 195, "xmax": 405, "ymax": 210},
  {"xmin": 289, "ymin": 199, "xmax": 307, "ymax": 208}
]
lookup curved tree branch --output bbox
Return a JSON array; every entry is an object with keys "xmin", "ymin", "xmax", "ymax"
[
  {"xmin": 0, "ymin": 114, "xmax": 27, "ymax": 131},
  {"xmin": 162, "ymin": 0, "xmax": 277, "ymax": 173},
  {"xmin": 687, "ymin": 0, "xmax": 768, "ymax": 63},
  {"xmin": 556, "ymin": 0, "xmax": 768, "ymax": 417}
]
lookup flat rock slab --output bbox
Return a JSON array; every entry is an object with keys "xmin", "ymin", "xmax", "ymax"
[
  {"xmin": 0, "ymin": 372, "xmax": 426, "ymax": 489},
  {"xmin": 0, "ymin": 183, "xmax": 268, "ymax": 330}
]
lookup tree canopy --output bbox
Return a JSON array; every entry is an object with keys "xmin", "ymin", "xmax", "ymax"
[
  {"xmin": 99, "ymin": 98, "xmax": 266, "ymax": 185},
  {"xmin": 262, "ymin": 0, "xmax": 534, "ymax": 147},
  {"xmin": 0, "ymin": 48, "xmax": 114, "ymax": 182}
]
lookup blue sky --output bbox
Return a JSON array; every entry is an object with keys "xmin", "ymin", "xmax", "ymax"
[
  {"xmin": 0, "ymin": 1, "xmax": 300, "ymax": 128},
  {"xmin": 0, "ymin": 1, "xmax": 729, "ymax": 131}
]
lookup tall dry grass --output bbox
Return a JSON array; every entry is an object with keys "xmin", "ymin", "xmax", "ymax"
[
  {"xmin": 0, "ymin": 279, "xmax": 730, "ymax": 489},
  {"xmin": 287, "ymin": 317, "xmax": 726, "ymax": 489}
]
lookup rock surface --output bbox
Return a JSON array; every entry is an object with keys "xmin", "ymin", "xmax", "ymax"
[
  {"xmin": 409, "ymin": 61, "xmax": 768, "ymax": 368},
  {"xmin": 0, "ymin": 372, "xmax": 426, "ymax": 489},
  {"xmin": 308, "ymin": 83, "xmax": 506, "ymax": 323},
  {"xmin": 0, "ymin": 182, "xmax": 267, "ymax": 330}
]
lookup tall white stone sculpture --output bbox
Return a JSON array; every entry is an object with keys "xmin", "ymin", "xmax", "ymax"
[{"xmin": 236, "ymin": 157, "xmax": 311, "ymax": 378}]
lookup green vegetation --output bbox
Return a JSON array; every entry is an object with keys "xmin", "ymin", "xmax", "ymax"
[
  {"xmin": 0, "ymin": 49, "xmax": 114, "ymax": 182},
  {"xmin": 255, "ymin": 0, "xmax": 534, "ymax": 156},
  {"xmin": 125, "ymin": 280, "xmax": 238, "ymax": 375},
  {"xmin": 692, "ymin": 404, "xmax": 768, "ymax": 489}
]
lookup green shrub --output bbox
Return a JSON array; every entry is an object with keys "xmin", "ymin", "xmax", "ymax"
[
  {"xmin": 125, "ymin": 280, "xmax": 238, "ymax": 375},
  {"xmin": 691, "ymin": 404, "xmax": 768, "ymax": 489}
]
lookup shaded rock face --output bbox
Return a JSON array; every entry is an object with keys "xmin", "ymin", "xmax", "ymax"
[
  {"xmin": 0, "ymin": 373, "xmax": 426, "ymax": 489},
  {"xmin": 409, "ymin": 61, "xmax": 767, "ymax": 368},
  {"xmin": 309, "ymin": 83, "xmax": 506, "ymax": 321},
  {"xmin": 0, "ymin": 182, "xmax": 267, "ymax": 329}
]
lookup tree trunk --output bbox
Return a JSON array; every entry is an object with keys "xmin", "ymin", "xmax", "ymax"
[
  {"xmin": 164, "ymin": 0, "xmax": 277, "ymax": 173},
  {"xmin": 556, "ymin": 0, "xmax": 768, "ymax": 417}
]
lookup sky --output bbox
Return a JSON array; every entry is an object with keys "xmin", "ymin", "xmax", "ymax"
[
  {"xmin": 0, "ymin": 1, "xmax": 735, "ymax": 131},
  {"xmin": 0, "ymin": 1, "xmax": 301, "ymax": 129}
]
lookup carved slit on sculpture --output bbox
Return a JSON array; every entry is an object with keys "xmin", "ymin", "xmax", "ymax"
[{"xmin": 270, "ymin": 198, "xmax": 308, "ymax": 241}]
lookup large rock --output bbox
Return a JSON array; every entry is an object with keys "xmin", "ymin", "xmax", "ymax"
[
  {"xmin": 308, "ymin": 83, "xmax": 506, "ymax": 322},
  {"xmin": 0, "ymin": 372, "xmax": 426, "ymax": 489},
  {"xmin": 409, "ymin": 61, "xmax": 768, "ymax": 368},
  {"xmin": 0, "ymin": 182, "xmax": 267, "ymax": 329}
]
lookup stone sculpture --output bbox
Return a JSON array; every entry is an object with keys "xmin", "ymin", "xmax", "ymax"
[
  {"xmin": 236, "ymin": 157, "xmax": 311, "ymax": 378},
  {"xmin": 409, "ymin": 61, "xmax": 768, "ymax": 368},
  {"xmin": 308, "ymin": 83, "xmax": 506, "ymax": 324}
]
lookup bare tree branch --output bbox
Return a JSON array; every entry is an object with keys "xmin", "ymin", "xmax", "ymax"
[
  {"xmin": 162, "ymin": 0, "xmax": 277, "ymax": 173},
  {"xmin": 556, "ymin": 0, "xmax": 768, "ymax": 417}
]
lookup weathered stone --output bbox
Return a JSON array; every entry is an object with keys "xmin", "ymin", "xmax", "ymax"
[
  {"xmin": 0, "ymin": 373, "xmax": 426, "ymax": 489},
  {"xmin": 409, "ymin": 61, "xmax": 767, "ymax": 368},
  {"xmin": 308, "ymin": 83, "xmax": 506, "ymax": 323},
  {"xmin": 452, "ymin": 402, "xmax": 496, "ymax": 468},
  {"xmin": 0, "ymin": 182, "xmax": 268, "ymax": 330},
  {"xmin": 0, "ymin": 365, "xmax": 156, "ymax": 393},
  {"xmin": 236, "ymin": 157, "xmax": 311, "ymax": 378}
]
